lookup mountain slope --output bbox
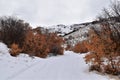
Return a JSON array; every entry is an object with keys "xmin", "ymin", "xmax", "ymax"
[{"xmin": 46, "ymin": 24, "xmax": 86, "ymax": 36}]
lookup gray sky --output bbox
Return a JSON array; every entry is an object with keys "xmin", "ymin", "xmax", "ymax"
[{"xmin": 0, "ymin": 0, "xmax": 110, "ymax": 27}]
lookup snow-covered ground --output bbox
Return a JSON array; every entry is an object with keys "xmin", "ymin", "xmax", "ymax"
[{"xmin": 0, "ymin": 43, "xmax": 118, "ymax": 80}]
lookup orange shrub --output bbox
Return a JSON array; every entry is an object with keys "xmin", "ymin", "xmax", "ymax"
[
  {"xmin": 22, "ymin": 30, "xmax": 64, "ymax": 58},
  {"xmin": 65, "ymin": 44, "xmax": 72, "ymax": 51},
  {"xmin": 47, "ymin": 33, "xmax": 64, "ymax": 55},
  {"xmin": 72, "ymin": 41, "xmax": 88, "ymax": 53},
  {"xmin": 23, "ymin": 30, "xmax": 49, "ymax": 58},
  {"xmin": 85, "ymin": 23, "xmax": 120, "ymax": 75},
  {"xmin": 10, "ymin": 43, "xmax": 22, "ymax": 56},
  {"xmin": 8, "ymin": 28, "xmax": 64, "ymax": 58}
]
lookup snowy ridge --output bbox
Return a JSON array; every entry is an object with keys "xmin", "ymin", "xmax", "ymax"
[
  {"xmin": 47, "ymin": 24, "xmax": 73, "ymax": 36},
  {"xmin": 46, "ymin": 24, "xmax": 85, "ymax": 36}
]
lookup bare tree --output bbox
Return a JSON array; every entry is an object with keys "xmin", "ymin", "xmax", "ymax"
[
  {"xmin": 97, "ymin": 0, "xmax": 120, "ymax": 22},
  {"xmin": 0, "ymin": 16, "xmax": 30, "ymax": 47}
]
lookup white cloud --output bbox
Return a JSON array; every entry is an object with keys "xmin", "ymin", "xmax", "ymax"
[{"xmin": 0, "ymin": 0, "xmax": 110, "ymax": 27}]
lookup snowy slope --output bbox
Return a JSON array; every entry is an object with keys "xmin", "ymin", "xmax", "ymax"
[
  {"xmin": 46, "ymin": 24, "xmax": 85, "ymax": 36},
  {"xmin": 35, "ymin": 22, "xmax": 101, "ymax": 46},
  {"xmin": 0, "ymin": 43, "xmax": 116, "ymax": 80},
  {"xmin": 47, "ymin": 24, "xmax": 73, "ymax": 36}
]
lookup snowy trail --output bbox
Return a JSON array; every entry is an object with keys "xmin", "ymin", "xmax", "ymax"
[
  {"xmin": 5, "ymin": 51, "xmax": 110, "ymax": 80},
  {"xmin": 0, "ymin": 43, "xmax": 112, "ymax": 80},
  {"xmin": 6, "ymin": 61, "xmax": 41, "ymax": 80}
]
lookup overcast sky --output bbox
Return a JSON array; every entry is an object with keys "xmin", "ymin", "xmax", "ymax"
[{"xmin": 0, "ymin": 0, "xmax": 110, "ymax": 27}]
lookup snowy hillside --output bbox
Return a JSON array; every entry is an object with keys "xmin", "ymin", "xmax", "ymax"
[
  {"xmin": 40, "ymin": 23, "xmax": 91, "ymax": 46},
  {"xmin": 46, "ymin": 24, "xmax": 86, "ymax": 36},
  {"xmin": 35, "ymin": 21, "xmax": 120, "ymax": 47},
  {"xmin": 63, "ymin": 26, "xmax": 90, "ymax": 45},
  {"xmin": 0, "ymin": 43, "xmax": 118, "ymax": 80}
]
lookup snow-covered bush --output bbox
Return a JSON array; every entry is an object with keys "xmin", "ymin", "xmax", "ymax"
[
  {"xmin": 85, "ymin": 0, "xmax": 120, "ymax": 75},
  {"xmin": 85, "ymin": 23, "xmax": 120, "ymax": 75}
]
